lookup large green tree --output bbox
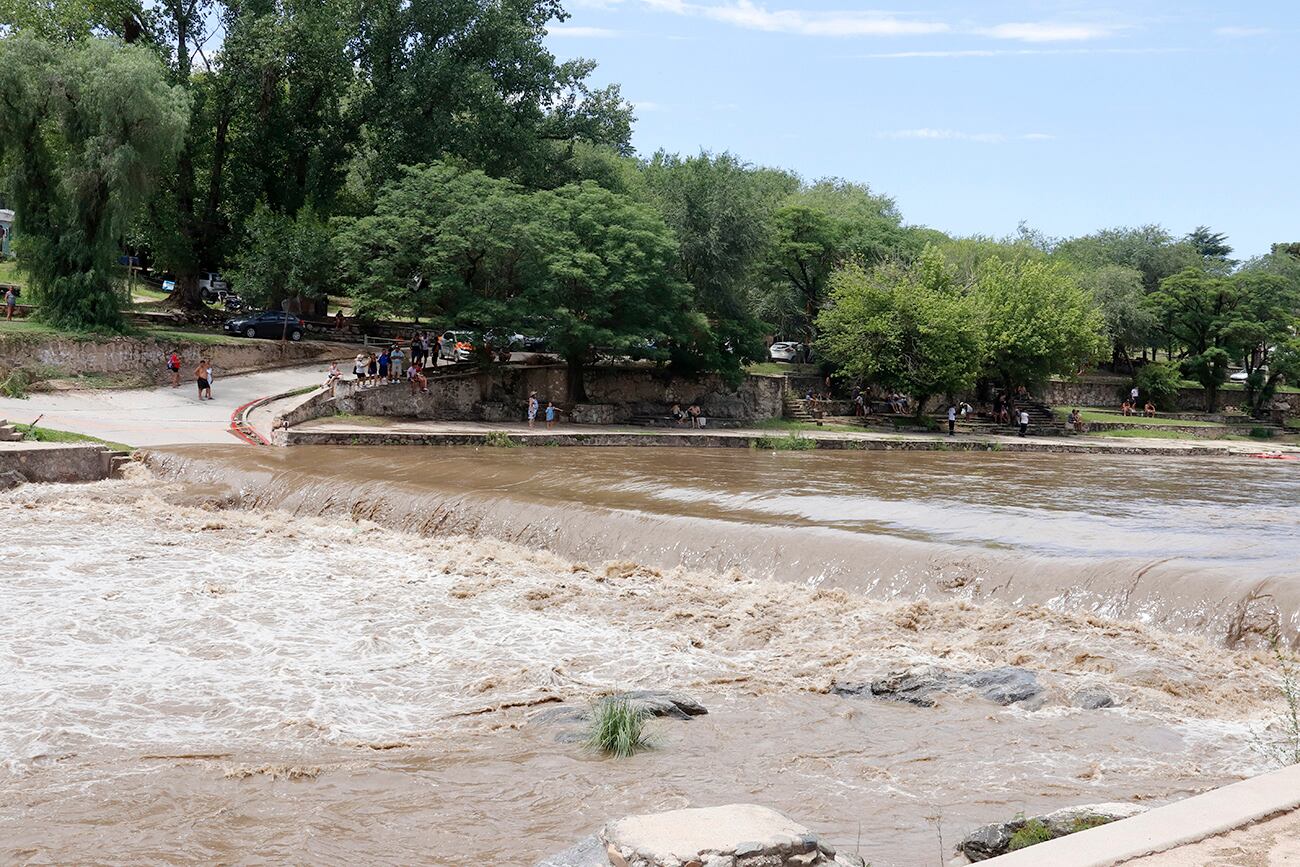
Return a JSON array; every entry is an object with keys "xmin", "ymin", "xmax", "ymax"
[
  {"xmin": 760, "ymin": 179, "xmax": 916, "ymax": 341},
  {"xmin": 977, "ymin": 258, "xmax": 1106, "ymax": 389},
  {"xmin": 641, "ymin": 151, "xmax": 797, "ymax": 377},
  {"xmin": 350, "ymin": 0, "xmax": 632, "ymax": 190},
  {"xmin": 524, "ymin": 181, "xmax": 695, "ymax": 400},
  {"xmin": 1148, "ymin": 269, "xmax": 1245, "ymax": 411},
  {"xmin": 335, "ymin": 162, "xmax": 542, "ymax": 322},
  {"xmin": 0, "ymin": 35, "xmax": 188, "ymax": 328},
  {"xmin": 817, "ymin": 249, "xmax": 983, "ymax": 413},
  {"xmin": 1054, "ymin": 225, "xmax": 1202, "ymax": 294}
]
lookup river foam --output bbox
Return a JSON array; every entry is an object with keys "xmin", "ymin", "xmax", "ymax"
[{"xmin": 1, "ymin": 465, "xmax": 1293, "ymax": 865}]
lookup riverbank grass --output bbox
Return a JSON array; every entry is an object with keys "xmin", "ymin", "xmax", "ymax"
[
  {"xmin": 585, "ymin": 696, "xmax": 653, "ymax": 758},
  {"xmin": 1054, "ymin": 408, "xmax": 1220, "ymax": 427},
  {"xmin": 12, "ymin": 423, "xmax": 133, "ymax": 452},
  {"xmin": 753, "ymin": 432, "xmax": 817, "ymax": 451}
]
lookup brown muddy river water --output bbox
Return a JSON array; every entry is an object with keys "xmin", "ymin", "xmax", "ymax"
[{"xmin": 3, "ymin": 446, "xmax": 1299, "ymax": 865}]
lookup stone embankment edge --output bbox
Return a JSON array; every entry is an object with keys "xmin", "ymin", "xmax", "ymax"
[
  {"xmin": 280, "ymin": 427, "xmax": 1254, "ymax": 457},
  {"xmin": 0, "ymin": 443, "xmax": 121, "ymax": 482},
  {"xmin": 985, "ymin": 763, "xmax": 1300, "ymax": 866}
]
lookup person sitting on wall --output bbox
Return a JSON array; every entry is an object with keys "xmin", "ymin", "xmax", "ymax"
[
  {"xmin": 671, "ymin": 403, "xmax": 685, "ymax": 425},
  {"xmin": 1121, "ymin": 400, "xmax": 1132, "ymax": 417},
  {"xmin": 1144, "ymin": 401, "xmax": 1157, "ymax": 418}
]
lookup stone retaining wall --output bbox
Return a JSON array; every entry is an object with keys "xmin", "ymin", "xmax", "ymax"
[
  {"xmin": 281, "ymin": 365, "xmax": 785, "ymax": 427},
  {"xmin": 0, "ymin": 333, "xmax": 342, "ymax": 383},
  {"xmin": 1047, "ymin": 377, "xmax": 1300, "ymax": 415}
]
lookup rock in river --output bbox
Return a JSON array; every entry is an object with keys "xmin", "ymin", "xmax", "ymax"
[
  {"xmin": 832, "ymin": 666, "xmax": 1044, "ymax": 708},
  {"xmin": 537, "ymin": 804, "xmax": 867, "ymax": 867},
  {"xmin": 955, "ymin": 802, "xmax": 1149, "ymax": 861}
]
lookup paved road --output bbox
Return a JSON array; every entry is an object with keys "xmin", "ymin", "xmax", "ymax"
[{"xmin": 0, "ymin": 362, "xmax": 338, "ymax": 447}]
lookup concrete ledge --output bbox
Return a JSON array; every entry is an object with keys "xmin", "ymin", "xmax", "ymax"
[
  {"xmin": 0, "ymin": 442, "xmax": 115, "ymax": 482},
  {"xmin": 279, "ymin": 424, "xmax": 1262, "ymax": 457},
  {"xmin": 985, "ymin": 763, "xmax": 1300, "ymax": 866}
]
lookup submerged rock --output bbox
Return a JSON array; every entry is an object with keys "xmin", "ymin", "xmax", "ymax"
[
  {"xmin": 1071, "ymin": 686, "xmax": 1117, "ymax": 710},
  {"xmin": 833, "ymin": 666, "xmax": 1044, "ymax": 709},
  {"xmin": 537, "ymin": 804, "xmax": 866, "ymax": 867},
  {"xmin": 0, "ymin": 469, "xmax": 26, "ymax": 491},
  {"xmin": 962, "ymin": 667, "xmax": 1043, "ymax": 706},
  {"xmin": 956, "ymin": 802, "xmax": 1148, "ymax": 861}
]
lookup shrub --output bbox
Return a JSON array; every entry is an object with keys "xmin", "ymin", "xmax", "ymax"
[
  {"xmin": 1249, "ymin": 427, "xmax": 1275, "ymax": 439},
  {"xmin": 754, "ymin": 433, "xmax": 816, "ymax": 451},
  {"xmin": 0, "ymin": 367, "xmax": 32, "ymax": 398},
  {"xmin": 585, "ymin": 696, "xmax": 653, "ymax": 758},
  {"xmin": 483, "ymin": 430, "xmax": 518, "ymax": 448},
  {"xmin": 1007, "ymin": 819, "xmax": 1053, "ymax": 851},
  {"xmin": 1134, "ymin": 362, "xmax": 1182, "ymax": 411}
]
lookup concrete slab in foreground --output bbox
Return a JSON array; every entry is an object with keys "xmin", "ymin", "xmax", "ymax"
[{"xmin": 985, "ymin": 763, "xmax": 1300, "ymax": 865}]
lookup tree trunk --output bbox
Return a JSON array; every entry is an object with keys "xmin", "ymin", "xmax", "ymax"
[
  {"xmin": 1205, "ymin": 384, "xmax": 1218, "ymax": 413},
  {"xmin": 566, "ymin": 356, "xmax": 588, "ymax": 404}
]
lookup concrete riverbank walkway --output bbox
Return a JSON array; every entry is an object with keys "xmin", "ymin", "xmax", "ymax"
[
  {"xmin": 283, "ymin": 416, "xmax": 1300, "ymax": 458},
  {"xmin": 0, "ymin": 361, "xmax": 343, "ymax": 447}
]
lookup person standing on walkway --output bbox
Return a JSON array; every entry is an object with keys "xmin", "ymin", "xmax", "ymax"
[
  {"xmin": 366, "ymin": 352, "xmax": 378, "ymax": 387},
  {"xmin": 195, "ymin": 359, "xmax": 212, "ymax": 400},
  {"xmin": 390, "ymin": 343, "xmax": 404, "ymax": 383},
  {"xmin": 947, "ymin": 404, "xmax": 957, "ymax": 436},
  {"xmin": 1130, "ymin": 385, "xmax": 1140, "ymax": 407},
  {"xmin": 527, "ymin": 392, "xmax": 539, "ymax": 428},
  {"xmin": 167, "ymin": 350, "xmax": 181, "ymax": 388},
  {"xmin": 1018, "ymin": 408, "xmax": 1029, "ymax": 437},
  {"xmin": 5, "ymin": 285, "xmax": 16, "ymax": 321},
  {"xmin": 377, "ymin": 347, "xmax": 390, "ymax": 384}
]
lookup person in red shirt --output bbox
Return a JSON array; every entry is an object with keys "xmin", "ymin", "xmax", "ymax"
[{"xmin": 167, "ymin": 350, "xmax": 181, "ymax": 388}]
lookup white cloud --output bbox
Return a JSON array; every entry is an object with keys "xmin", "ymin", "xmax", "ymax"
[
  {"xmin": 863, "ymin": 47, "xmax": 1183, "ymax": 59},
  {"xmin": 637, "ymin": 0, "xmax": 947, "ymax": 37},
  {"xmin": 627, "ymin": 2, "xmax": 1127, "ymax": 44},
  {"xmin": 1214, "ymin": 26, "xmax": 1271, "ymax": 38},
  {"xmin": 633, "ymin": 100, "xmax": 665, "ymax": 112},
  {"xmin": 977, "ymin": 22, "xmax": 1115, "ymax": 42},
  {"xmin": 877, "ymin": 129, "xmax": 1054, "ymax": 143},
  {"xmin": 548, "ymin": 25, "xmax": 622, "ymax": 37}
]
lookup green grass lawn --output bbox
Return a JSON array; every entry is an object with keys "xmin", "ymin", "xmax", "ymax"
[
  {"xmin": 0, "ymin": 259, "xmax": 22, "ymax": 287},
  {"xmin": 745, "ymin": 361, "xmax": 820, "ymax": 376},
  {"xmin": 1092, "ymin": 428, "xmax": 1195, "ymax": 440},
  {"xmin": 12, "ymin": 423, "xmax": 133, "ymax": 452},
  {"xmin": 752, "ymin": 418, "xmax": 868, "ymax": 434},
  {"xmin": 0, "ymin": 318, "xmax": 240, "ymax": 346},
  {"xmin": 1054, "ymin": 408, "xmax": 1220, "ymax": 427}
]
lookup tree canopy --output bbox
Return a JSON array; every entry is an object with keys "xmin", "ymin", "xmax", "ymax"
[{"xmin": 0, "ymin": 35, "xmax": 187, "ymax": 328}]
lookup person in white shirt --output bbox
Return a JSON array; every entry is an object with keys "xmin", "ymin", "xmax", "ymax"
[
  {"xmin": 947, "ymin": 405, "xmax": 957, "ymax": 436},
  {"xmin": 1018, "ymin": 409, "xmax": 1029, "ymax": 437}
]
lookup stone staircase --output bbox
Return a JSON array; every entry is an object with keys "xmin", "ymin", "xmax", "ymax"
[
  {"xmin": 0, "ymin": 419, "xmax": 23, "ymax": 442},
  {"xmin": 782, "ymin": 392, "xmax": 814, "ymax": 422},
  {"xmin": 934, "ymin": 396, "xmax": 1066, "ymax": 436}
]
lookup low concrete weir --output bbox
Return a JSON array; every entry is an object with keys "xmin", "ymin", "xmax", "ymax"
[{"xmin": 0, "ymin": 441, "xmax": 123, "ymax": 483}]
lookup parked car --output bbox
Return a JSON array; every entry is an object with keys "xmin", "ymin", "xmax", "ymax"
[
  {"xmin": 438, "ymin": 330, "xmax": 476, "ymax": 362},
  {"xmin": 224, "ymin": 310, "xmax": 305, "ymax": 341},
  {"xmin": 1230, "ymin": 367, "xmax": 1265, "ymax": 383},
  {"xmin": 768, "ymin": 341, "xmax": 803, "ymax": 363},
  {"xmin": 199, "ymin": 271, "xmax": 228, "ymax": 295}
]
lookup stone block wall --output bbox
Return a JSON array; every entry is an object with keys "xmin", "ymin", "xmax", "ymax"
[{"xmin": 283, "ymin": 365, "xmax": 785, "ymax": 427}]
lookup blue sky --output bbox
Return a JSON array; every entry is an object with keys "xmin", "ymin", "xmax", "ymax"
[{"xmin": 545, "ymin": 0, "xmax": 1298, "ymax": 258}]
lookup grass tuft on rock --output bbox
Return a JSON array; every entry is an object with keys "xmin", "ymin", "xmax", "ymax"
[
  {"xmin": 585, "ymin": 696, "xmax": 653, "ymax": 758},
  {"xmin": 1007, "ymin": 818, "xmax": 1052, "ymax": 851},
  {"xmin": 753, "ymin": 432, "xmax": 816, "ymax": 451},
  {"xmin": 483, "ymin": 430, "xmax": 519, "ymax": 448}
]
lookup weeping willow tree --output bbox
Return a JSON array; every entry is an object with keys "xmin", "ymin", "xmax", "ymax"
[{"xmin": 0, "ymin": 35, "xmax": 188, "ymax": 329}]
